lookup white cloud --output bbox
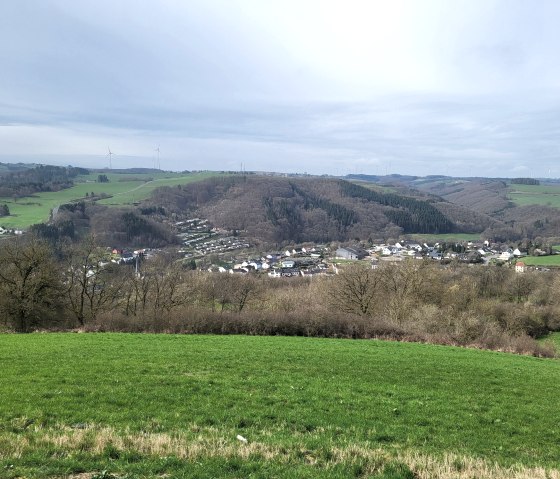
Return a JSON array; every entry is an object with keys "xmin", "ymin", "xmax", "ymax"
[{"xmin": 2, "ymin": 1, "xmax": 560, "ymax": 177}]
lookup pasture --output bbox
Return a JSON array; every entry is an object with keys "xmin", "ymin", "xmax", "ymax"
[
  {"xmin": 406, "ymin": 233, "xmax": 481, "ymax": 242},
  {"xmin": 518, "ymin": 255, "xmax": 560, "ymax": 266},
  {"xmin": 1, "ymin": 334, "xmax": 559, "ymax": 478},
  {"xmin": 508, "ymin": 183, "xmax": 560, "ymax": 208},
  {"xmin": 0, "ymin": 172, "xmax": 218, "ymax": 229}
]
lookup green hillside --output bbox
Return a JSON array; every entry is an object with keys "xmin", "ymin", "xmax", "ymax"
[
  {"xmin": 508, "ymin": 183, "xmax": 560, "ymax": 208},
  {"xmin": 1, "ymin": 334, "xmax": 559, "ymax": 478},
  {"xmin": 0, "ymin": 172, "xmax": 218, "ymax": 229},
  {"xmin": 520, "ymin": 255, "xmax": 560, "ymax": 266}
]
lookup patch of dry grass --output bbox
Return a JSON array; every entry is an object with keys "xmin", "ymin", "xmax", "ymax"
[{"xmin": 5, "ymin": 424, "xmax": 560, "ymax": 479}]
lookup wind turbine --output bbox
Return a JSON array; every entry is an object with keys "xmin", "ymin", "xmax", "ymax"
[
  {"xmin": 155, "ymin": 145, "xmax": 160, "ymax": 170},
  {"xmin": 107, "ymin": 147, "xmax": 114, "ymax": 169}
]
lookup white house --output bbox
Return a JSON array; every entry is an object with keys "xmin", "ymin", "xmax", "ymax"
[{"xmin": 500, "ymin": 251, "xmax": 513, "ymax": 261}]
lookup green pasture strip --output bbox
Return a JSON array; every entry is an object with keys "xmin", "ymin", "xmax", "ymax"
[
  {"xmin": 518, "ymin": 255, "xmax": 560, "ymax": 266},
  {"xmin": 0, "ymin": 334, "xmax": 559, "ymax": 478},
  {"xmin": 508, "ymin": 184, "xmax": 560, "ymax": 207},
  {"xmin": 0, "ymin": 172, "xmax": 219, "ymax": 228},
  {"xmin": 349, "ymin": 180, "xmax": 396, "ymax": 193},
  {"xmin": 97, "ymin": 172, "xmax": 220, "ymax": 206},
  {"xmin": 405, "ymin": 233, "xmax": 481, "ymax": 242},
  {"xmin": 508, "ymin": 184, "xmax": 560, "ymax": 194}
]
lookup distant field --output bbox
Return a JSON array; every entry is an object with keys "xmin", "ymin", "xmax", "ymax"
[
  {"xmin": 519, "ymin": 255, "xmax": 560, "ymax": 266},
  {"xmin": 1, "ymin": 334, "xmax": 559, "ymax": 478},
  {"xmin": 406, "ymin": 233, "xmax": 481, "ymax": 242},
  {"xmin": 0, "ymin": 172, "xmax": 219, "ymax": 229},
  {"xmin": 508, "ymin": 184, "xmax": 560, "ymax": 208},
  {"xmin": 350, "ymin": 180, "xmax": 396, "ymax": 193}
]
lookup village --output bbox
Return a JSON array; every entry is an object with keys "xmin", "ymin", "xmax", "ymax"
[{"xmin": 106, "ymin": 217, "xmax": 554, "ymax": 277}]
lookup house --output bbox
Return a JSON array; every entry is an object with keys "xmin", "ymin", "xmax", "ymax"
[
  {"xmin": 515, "ymin": 261, "xmax": 526, "ymax": 273},
  {"xmin": 336, "ymin": 247, "xmax": 367, "ymax": 260},
  {"xmin": 429, "ymin": 251, "xmax": 442, "ymax": 261},
  {"xmin": 406, "ymin": 243, "xmax": 423, "ymax": 252},
  {"xmin": 500, "ymin": 251, "xmax": 513, "ymax": 261}
]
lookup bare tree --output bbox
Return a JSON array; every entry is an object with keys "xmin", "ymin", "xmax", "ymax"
[
  {"xmin": 201, "ymin": 273, "xmax": 259, "ymax": 313},
  {"xmin": 138, "ymin": 256, "xmax": 192, "ymax": 315},
  {"xmin": 63, "ymin": 236, "xmax": 124, "ymax": 325},
  {"xmin": 507, "ymin": 272, "xmax": 536, "ymax": 303},
  {"xmin": 380, "ymin": 260, "xmax": 428, "ymax": 325},
  {"xmin": 0, "ymin": 236, "xmax": 62, "ymax": 332},
  {"xmin": 329, "ymin": 263, "xmax": 381, "ymax": 316}
]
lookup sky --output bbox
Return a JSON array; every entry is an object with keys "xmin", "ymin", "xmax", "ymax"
[{"xmin": 1, "ymin": 0, "xmax": 560, "ymax": 177}]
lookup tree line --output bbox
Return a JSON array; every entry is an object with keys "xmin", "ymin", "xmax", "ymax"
[
  {"xmin": 0, "ymin": 234, "xmax": 558, "ymax": 358},
  {"xmin": 511, "ymin": 178, "xmax": 540, "ymax": 185},
  {"xmin": 0, "ymin": 165, "xmax": 89, "ymax": 198},
  {"xmin": 339, "ymin": 181, "xmax": 455, "ymax": 234}
]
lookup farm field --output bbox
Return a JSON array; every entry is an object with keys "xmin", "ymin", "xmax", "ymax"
[
  {"xmin": 518, "ymin": 255, "xmax": 560, "ymax": 266},
  {"xmin": 1, "ymin": 334, "xmax": 559, "ymax": 478},
  {"xmin": 0, "ymin": 172, "xmax": 219, "ymax": 229},
  {"xmin": 406, "ymin": 233, "xmax": 481, "ymax": 242},
  {"xmin": 508, "ymin": 184, "xmax": 560, "ymax": 208}
]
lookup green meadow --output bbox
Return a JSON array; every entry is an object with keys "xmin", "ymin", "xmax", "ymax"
[
  {"xmin": 518, "ymin": 255, "xmax": 560, "ymax": 266},
  {"xmin": 406, "ymin": 233, "xmax": 481, "ymax": 242},
  {"xmin": 0, "ymin": 172, "xmax": 219, "ymax": 229},
  {"xmin": 508, "ymin": 183, "xmax": 560, "ymax": 208},
  {"xmin": 1, "ymin": 334, "xmax": 559, "ymax": 478}
]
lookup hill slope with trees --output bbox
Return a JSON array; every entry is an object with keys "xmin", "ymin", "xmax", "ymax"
[{"xmin": 148, "ymin": 175, "xmax": 496, "ymax": 244}]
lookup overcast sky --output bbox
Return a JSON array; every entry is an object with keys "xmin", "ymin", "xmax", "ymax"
[{"xmin": 1, "ymin": 0, "xmax": 560, "ymax": 177}]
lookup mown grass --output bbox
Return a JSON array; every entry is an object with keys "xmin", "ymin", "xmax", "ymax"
[
  {"xmin": 0, "ymin": 172, "xmax": 219, "ymax": 229},
  {"xmin": 1, "ymin": 334, "xmax": 559, "ymax": 478},
  {"xmin": 508, "ymin": 184, "xmax": 560, "ymax": 208},
  {"xmin": 517, "ymin": 255, "xmax": 560, "ymax": 266},
  {"xmin": 406, "ymin": 233, "xmax": 481, "ymax": 242}
]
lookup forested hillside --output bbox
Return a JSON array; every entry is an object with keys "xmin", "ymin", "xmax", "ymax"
[
  {"xmin": 348, "ymin": 174, "xmax": 560, "ymax": 241},
  {"xmin": 0, "ymin": 164, "xmax": 89, "ymax": 197},
  {"xmin": 148, "ymin": 175, "xmax": 494, "ymax": 244}
]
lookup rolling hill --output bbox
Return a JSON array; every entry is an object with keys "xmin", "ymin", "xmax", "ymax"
[
  {"xmin": 347, "ymin": 175, "xmax": 560, "ymax": 242},
  {"xmin": 148, "ymin": 175, "xmax": 496, "ymax": 244}
]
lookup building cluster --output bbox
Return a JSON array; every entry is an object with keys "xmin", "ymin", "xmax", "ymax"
[{"xmin": 176, "ymin": 219, "xmax": 251, "ymax": 257}]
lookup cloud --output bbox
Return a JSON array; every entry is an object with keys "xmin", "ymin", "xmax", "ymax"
[{"xmin": 2, "ymin": 1, "xmax": 560, "ymax": 178}]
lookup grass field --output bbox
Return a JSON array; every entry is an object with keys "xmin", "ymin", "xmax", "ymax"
[
  {"xmin": 1, "ymin": 334, "xmax": 559, "ymax": 478},
  {"xmin": 517, "ymin": 255, "xmax": 560, "ymax": 266},
  {"xmin": 0, "ymin": 172, "xmax": 219, "ymax": 229},
  {"xmin": 508, "ymin": 184, "xmax": 560, "ymax": 208},
  {"xmin": 406, "ymin": 233, "xmax": 481, "ymax": 242}
]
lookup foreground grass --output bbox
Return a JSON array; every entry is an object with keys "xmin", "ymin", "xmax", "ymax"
[
  {"xmin": 0, "ymin": 172, "xmax": 219, "ymax": 229},
  {"xmin": 1, "ymin": 334, "xmax": 559, "ymax": 478}
]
